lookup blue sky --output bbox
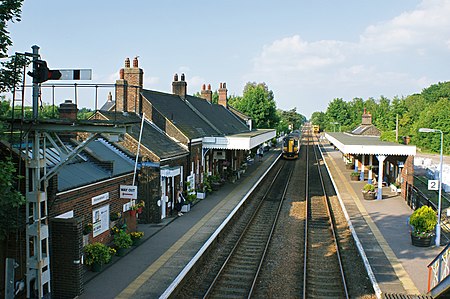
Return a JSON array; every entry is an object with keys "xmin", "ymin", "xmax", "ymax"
[{"xmin": 7, "ymin": 0, "xmax": 450, "ymax": 118}]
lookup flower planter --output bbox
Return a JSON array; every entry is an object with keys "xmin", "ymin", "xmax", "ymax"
[
  {"xmin": 129, "ymin": 210, "xmax": 137, "ymax": 217},
  {"xmin": 197, "ymin": 192, "xmax": 206, "ymax": 199},
  {"xmin": 137, "ymin": 207, "xmax": 143, "ymax": 214},
  {"xmin": 181, "ymin": 204, "xmax": 191, "ymax": 213},
  {"xmin": 411, "ymin": 233, "xmax": 433, "ymax": 247},
  {"xmin": 345, "ymin": 164, "xmax": 354, "ymax": 170},
  {"xmin": 350, "ymin": 175, "xmax": 359, "ymax": 181},
  {"xmin": 132, "ymin": 239, "xmax": 142, "ymax": 246},
  {"xmin": 362, "ymin": 191, "xmax": 376, "ymax": 200},
  {"xmin": 117, "ymin": 248, "xmax": 127, "ymax": 256},
  {"xmin": 91, "ymin": 262, "xmax": 102, "ymax": 272}
]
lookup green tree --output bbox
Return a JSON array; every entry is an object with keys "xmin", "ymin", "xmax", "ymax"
[
  {"xmin": 421, "ymin": 82, "xmax": 450, "ymax": 103},
  {"xmin": 0, "ymin": 0, "xmax": 26, "ymax": 93},
  {"xmin": 415, "ymin": 98, "xmax": 450, "ymax": 154},
  {"xmin": 277, "ymin": 108, "xmax": 306, "ymax": 134},
  {"xmin": 325, "ymin": 98, "xmax": 351, "ymax": 131},
  {"xmin": 0, "ymin": 158, "xmax": 26, "ymax": 240},
  {"xmin": 230, "ymin": 82, "xmax": 279, "ymax": 129},
  {"xmin": 310, "ymin": 111, "xmax": 326, "ymax": 129},
  {"xmin": 0, "ymin": 0, "xmax": 23, "ymax": 58}
]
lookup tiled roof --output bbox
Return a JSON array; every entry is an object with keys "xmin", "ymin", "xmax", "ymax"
[
  {"xmin": 100, "ymin": 100, "xmax": 115, "ymax": 112},
  {"xmin": 185, "ymin": 95, "xmax": 249, "ymax": 135},
  {"xmin": 141, "ymin": 90, "xmax": 221, "ymax": 139},
  {"xmin": 58, "ymin": 162, "xmax": 111, "ymax": 191},
  {"xmin": 98, "ymin": 110, "xmax": 189, "ymax": 160}
]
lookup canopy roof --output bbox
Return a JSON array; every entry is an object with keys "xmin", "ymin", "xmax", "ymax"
[{"xmin": 325, "ymin": 132, "xmax": 416, "ymax": 156}]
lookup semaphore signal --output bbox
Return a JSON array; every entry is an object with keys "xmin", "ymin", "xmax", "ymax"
[{"xmin": 28, "ymin": 59, "xmax": 92, "ymax": 83}]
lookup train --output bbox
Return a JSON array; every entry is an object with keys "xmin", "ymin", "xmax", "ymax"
[
  {"xmin": 312, "ymin": 125, "xmax": 320, "ymax": 134},
  {"xmin": 282, "ymin": 130, "xmax": 301, "ymax": 159}
]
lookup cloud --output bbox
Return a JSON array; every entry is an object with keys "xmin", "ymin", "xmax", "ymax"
[
  {"xmin": 249, "ymin": 0, "xmax": 450, "ymax": 116},
  {"xmin": 359, "ymin": 0, "xmax": 450, "ymax": 52}
]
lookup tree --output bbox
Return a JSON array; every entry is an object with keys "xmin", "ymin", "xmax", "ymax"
[
  {"xmin": 0, "ymin": 1, "xmax": 26, "ymax": 93},
  {"xmin": 325, "ymin": 98, "xmax": 351, "ymax": 131},
  {"xmin": 0, "ymin": 0, "xmax": 24, "ymax": 58},
  {"xmin": 415, "ymin": 98, "xmax": 450, "ymax": 154},
  {"xmin": 277, "ymin": 108, "xmax": 306, "ymax": 134},
  {"xmin": 310, "ymin": 111, "xmax": 326, "ymax": 129},
  {"xmin": 230, "ymin": 82, "xmax": 279, "ymax": 129},
  {"xmin": 0, "ymin": 158, "xmax": 25, "ymax": 240}
]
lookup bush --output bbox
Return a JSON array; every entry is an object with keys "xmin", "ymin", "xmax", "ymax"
[
  {"xmin": 363, "ymin": 184, "xmax": 375, "ymax": 192},
  {"xmin": 350, "ymin": 171, "xmax": 359, "ymax": 177},
  {"xmin": 114, "ymin": 230, "xmax": 132, "ymax": 249},
  {"xmin": 409, "ymin": 206, "xmax": 437, "ymax": 236},
  {"xmin": 84, "ymin": 243, "xmax": 111, "ymax": 266}
]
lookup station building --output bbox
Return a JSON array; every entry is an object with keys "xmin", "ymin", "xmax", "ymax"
[{"xmin": 324, "ymin": 110, "xmax": 416, "ymax": 200}]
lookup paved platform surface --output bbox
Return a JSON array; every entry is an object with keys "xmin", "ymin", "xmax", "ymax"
[
  {"xmin": 321, "ymin": 143, "xmax": 442, "ymax": 296},
  {"xmin": 81, "ymin": 144, "xmax": 443, "ymax": 298}
]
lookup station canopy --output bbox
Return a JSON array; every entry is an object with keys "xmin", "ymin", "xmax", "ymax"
[
  {"xmin": 325, "ymin": 132, "xmax": 416, "ymax": 156},
  {"xmin": 202, "ymin": 129, "xmax": 276, "ymax": 150}
]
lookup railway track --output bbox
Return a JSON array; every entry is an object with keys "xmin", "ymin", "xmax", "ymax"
[
  {"xmin": 303, "ymin": 132, "xmax": 349, "ymax": 298},
  {"xmin": 203, "ymin": 160, "xmax": 294, "ymax": 298}
]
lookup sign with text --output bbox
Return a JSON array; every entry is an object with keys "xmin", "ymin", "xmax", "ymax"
[
  {"xmin": 93, "ymin": 205, "xmax": 109, "ymax": 237},
  {"xmin": 428, "ymin": 180, "xmax": 439, "ymax": 191},
  {"xmin": 120, "ymin": 185, "xmax": 137, "ymax": 199}
]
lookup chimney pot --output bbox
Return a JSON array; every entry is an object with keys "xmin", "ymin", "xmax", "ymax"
[
  {"xmin": 107, "ymin": 92, "xmax": 112, "ymax": 102},
  {"xmin": 174, "ymin": 73, "xmax": 178, "ymax": 81},
  {"xmin": 133, "ymin": 56, "xmax": 138, "ymax": 67},
  {"xmin": 125, "ymin": 58, "xmax": 130, "ymax": 68},
  {"xmin": 181, "ymin": 73, "xmax": 185, "ymax": 81},
  {"xmin": 119, "ymin": 68, "xmax": 124, "ymax": 79},
  {"xmin": 207, "ymin": 84, "xmax": 211, "ymax": 90},
  {"xmin": 202, "ymin": 84, "xmax": 206, "ymax": 90}
]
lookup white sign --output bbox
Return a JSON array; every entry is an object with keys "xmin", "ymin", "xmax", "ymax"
[
  {"xmin": 428, "ymin": 180, "xmax": 439, "ymax": 190},
  {"xmin": 93, "ymin": 205, "xmax": 109, "ymax": 237},
  {"xmin": 120, "ymin": 185, "xmax": 137, "ymax": 199},
  {"xmin": 92, "ymin": 192, "xmax": 109, "ymax": 205}
]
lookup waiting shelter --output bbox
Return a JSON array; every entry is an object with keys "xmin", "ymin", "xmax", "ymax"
[{"xmin": 325, "ymin": 132, "xmax": 416, "ymax": 200}]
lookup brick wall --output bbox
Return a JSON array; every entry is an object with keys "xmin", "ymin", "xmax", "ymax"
[
  {"xmin": 51, "ymin": 173, "xmax": 136, "ymax": 245},
  {"xmin": 401, "ymin": 155, "xmax": 414, "ymax": 200},
  {"xmin": 50, "ymin": 217, "xmax": 83, "ymax": 298}
]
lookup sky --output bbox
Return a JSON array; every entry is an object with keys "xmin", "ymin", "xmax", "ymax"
[{"xmin": 6, "ymin": 0, "xmax": 450, "ymax": 118}]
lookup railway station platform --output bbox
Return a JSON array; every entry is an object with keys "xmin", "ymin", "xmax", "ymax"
[
  {"xmin": 321, "ymin": 142, "xmax": 441, "ymax": 296},
  {"xmin": 80, "ymin": 149, "xmax": 281, "ymax": 299},
  {"xmin": 81, "ymin": 142, "xmax": 438, "ymax": 298}
]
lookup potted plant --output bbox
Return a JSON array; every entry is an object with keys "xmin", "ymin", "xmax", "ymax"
[
  {"xmin": 345, "ymin": 161, "xmax": 354, "ymax": 170},
  {"xmin": 390, "ymin": 182, "xmax": 401, "ymax": 194},
  {"xmin": 135, "ymin": 200, "xmax": 145, "ymax": 214},
  {"xmin": 409, "ymin": 205, "xmax": 437, "ymax": 247},
  {"xmin": 114, "ymin": 230, "xmax": 133, "ymax": 256},
  {"xmin": 130, "ymin": 231, "xmax": 144, "ymax": 246},
  {"xmin": 83, "ymin": 223, "xmax": 93, "ymax": 235},
  {"xmin": 84, "ymin": 242, "xmax": 111, "ymax": 272},
  {"xmin": 362, "ymin": 184, "xmax": 376, "ymax": 200},
  {"xmin": 350, "ymin": 171, "xmax": 360, "ymax": 181}
]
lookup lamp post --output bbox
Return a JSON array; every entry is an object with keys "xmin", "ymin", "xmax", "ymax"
[
  {"xmin": 419, "ymin": 127, "xmax": 444, "ymax": 246},
  {"xmin": 331, "ymin": 121, "xmax": 340, "ymax": 132}
]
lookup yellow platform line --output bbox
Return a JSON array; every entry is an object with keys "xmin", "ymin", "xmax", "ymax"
[
  {"xmin": 115, "ymin": 171, "xmax": 258, "ymax": 298},
  {"xmin": 326, "ymin": 153, "xmax": 419, "ymax": 295}
]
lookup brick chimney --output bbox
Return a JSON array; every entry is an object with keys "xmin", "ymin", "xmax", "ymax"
[
  {"xmin": 218, "ymin": 82, "xmax": 227, "ymax": 108},
  {"xmin": 172, "ymin": 73, "xmax": 187, "ymax": 98},
  {"xmin": 361, "ymin": 108, "xmax": 372, "ymax": 125},
  {"xmin": 115, "ymin": 57, "xmax": 144, "ymax": 113},
  {"xmin": 59, "ymin": 99, "xmax": 78, "ymax": 120},
  {"xmin": 58, "ymin": 100, "xmax": 78, "ymax": 141},
  {"xmin": 200, "ymin": 83, "xmax": 213, "ymax": 103}
]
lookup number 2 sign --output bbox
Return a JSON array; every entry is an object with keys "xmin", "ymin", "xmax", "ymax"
[{"xmin": 428, "ymin": 180, "xmax": 439, "ymax": 191}]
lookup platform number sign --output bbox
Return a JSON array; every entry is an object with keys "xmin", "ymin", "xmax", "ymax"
[{"xmin": 428, "ymin": 180, "xmax": 439, "ymax": 191}]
